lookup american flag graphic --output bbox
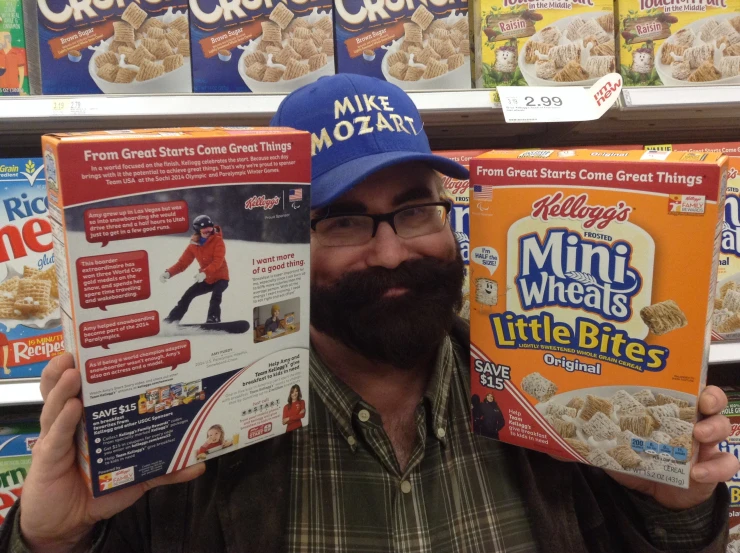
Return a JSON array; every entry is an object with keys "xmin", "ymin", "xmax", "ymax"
[
  {"xmin": 289, "ymin": 189, "xmax": 302, "ymax": 202},
  {"xmin": 473, "ymin": 185, "xmax": 493, "ymax": 201}
]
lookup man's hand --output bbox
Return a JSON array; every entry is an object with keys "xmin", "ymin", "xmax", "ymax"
[
  {"xmin": 608, "ymin": 385, "xmax": 739, "ymax": 510},
  {"xmin": 194, "ymin": 272, "xmax": 206, "ymax": 283},
  {"xmin": 159, "ymin": 271, "xmax": 170, "ymax": 283},
  {"xmin": 19, "ymin": 354, "xmax": 205, "ymax": 553}
]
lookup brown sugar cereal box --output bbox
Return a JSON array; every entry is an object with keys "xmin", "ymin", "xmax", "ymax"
[
  {"xmin": 43, "ymin": 127, "xmax": 310, "ymax": 497},
  {"xmin": 189, "ymin": 0, "xmax": 334, "ymax": 93},
  {"xmin": 334, "ymin": 0, "xmax": 472, "ymax": 90},
  {"xmin": 618, "ymin": 0, "xmax": 740, "ymax": 86},
  {"xmin": 0, "ymin": 0, "xmax": 31, "ymax": 95},
  {"xmin": 36, "ymin": 0, "xmax": 192, "ymax": 94},
  {"xmin": 473, "ymin": 0, "xmax": 616, "ymax": 88},
  {"xmin": 470, "ymin": 149, "xmax": 727, "ymax": 488}
]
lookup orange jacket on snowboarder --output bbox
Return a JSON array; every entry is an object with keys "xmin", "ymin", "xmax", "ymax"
[{"xmin": 167, "ymin": 226, "xmax": 229, "ymax": 284}]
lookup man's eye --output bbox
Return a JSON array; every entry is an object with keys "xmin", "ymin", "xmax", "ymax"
[{"xmin": 324, "ymin": 217, "xmax": 361, "ymax": 231}]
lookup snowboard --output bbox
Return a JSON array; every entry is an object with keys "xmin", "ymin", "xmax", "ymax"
[{"xmin": 177, "ymin": 320, "xmax": 250, "ymax": 334}]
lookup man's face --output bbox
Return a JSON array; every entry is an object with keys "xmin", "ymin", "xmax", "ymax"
[
  {"xmin": 200, "ymin": 227, "xmax": 214, "ymax": 237},
  {"xmin": 310, "ymin": 162, "xmax": 464, "ymax": 368},
  {"xmin": 0, "ymin": 33, "xmax": 9, "ymax": 50}
]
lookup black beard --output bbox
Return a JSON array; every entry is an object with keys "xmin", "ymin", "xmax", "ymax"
[{"xmin": 310, "ymin": 252, "xmax": 464, "ymax": 368}]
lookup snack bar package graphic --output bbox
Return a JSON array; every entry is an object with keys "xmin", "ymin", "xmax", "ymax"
[
  {"xmin": 189, "ymin": 0, "xmax": 335, "ymax": 93},
  {"xmin": 36, "ymin": 0, "xmax": 193, "ymax": 94},
  {"xmin": 43, "ymin": 127, "xmax": 310, "ymax": 497},
  {"xmin": 0, "ymin": 0, "xmax": 30, "ymax": 95},
  {"xmin": 470, "ymin": 149, "xmax": 727, "ymax": 488},
  {"xmin": 0, "ymin": 158, "xmax": 63, "ymax": 379}
]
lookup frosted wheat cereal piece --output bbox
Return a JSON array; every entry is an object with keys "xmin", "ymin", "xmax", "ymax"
[
  {"xmin": 95, "ymin": 51, "xmax": 119, "ymax": 69},
  {"xmin": 459, "ymin": 40, "xmax": 470, "ymax": 56},
  {"xmin": 521, "ymin": 372, "xmax": 557, "ymax": 402},
  {"xmin": 433, "ymin": 27, "xmax": 451, "ymax": 41},
  {"xmin": 246, "ymin": 62, "xmax": 267, "ymax": 81},
  {"xmin": 163, "ymin": 54, "xmax": 184, "ymax": 73},
  {"xmin": 388, "ymin": 62, "xmax": 408, "ymax": 80},
  {"xmin": 566, "ymin": 397, "xmax": 585, "ymax": 411},
  {"xmin": 715, "ymin": 297, "xmax": 725, "ymax": 310},
  {"xmin": 712, "ymin": 21, "xmax": 740, "ymax": 44},
  {"xmin": 619, "ymin": 414, "xmax": 654, "ymax": 437},
  {"xmin": 153, "ymin": 40, "xmax": 174, "ymax": 61},
  {"xmin": 587, "ymin": 448, "xmax": 622, "ymax": 470},
  {"xmin": 535, "ymin": 60, "xmax": 557, "ymax": 80},
  {"xmin": 565, "ymin": 438, "xmax": 590, "ymax": 457},
  {"xmin": 612, "ymin": 391, "xmax": 645, "ymax": 416},
  {"xmin": 284, "ymin": 59, "xmax": 309, "ymax": 80},
  {"xmin": 113, "ymin": 21, "xmax": 136, "ymax": 44},
  {"xmin": 288, "ymin": 18, "xmax": 310, "ymax": 32},
  {"xmin": 546, "ymin": 403, "xmax": 577, "ymax": 419},
  {"xmin": 647, "ymin": 403, "xmax": 680, "ymax": 422},
  {"xmin": 415, "ymin": 47, "xmax": 441, "ymax": 65},
  {"xmin": 404, "ymin": 23, "xmax": 423, "ymax": 44},
  {"xmin": 550, "ymin": 43, "xmax": 581, "ymax": 68},
  {"xmin": 404, "ymin": 65, "xmax": 425, "ymax": 81},
  {"xmin": 565, "ymin": 17, "xmax": 587, "ymax": 40},
  {"xmin": 294, "ymin": 27, "xmax": 312, "ymax": 40},
  {"xmin": 655, "ymin": 393, "xmax": 690, "ymax": 408},
  {"xmin": 578, "ymin": 19, "xmax": 611, "ymax": 43},
  {"xmin": 97, "ymin": 63, "xmax": 119, "ymax": 82},
  {"xmin": 387, "ymin": 51, "xmax": 409, "ymax": 67},
  {"xmin": 274, "ymin": 45, "xmax": 301, "ymax": 65},
  {"xmin": 128, "ymin": 46, "xmax": 155, "ymax": 66},
  {"xmin": 544, "ymin": 415, "xmax": 577, "ymax": 438},
  {"xmin": 141, "ymin": 38, "xmax": 160, "ymax": 53},
  {"xmin": 410, "ymin": 5, "xmax": 434, "ymax": 30},
  {"xmin": 699, "ymin": 19, "xmax": 720, "ymax": 41},
  {"xmin": 678, "ymin": 407, "xmax": 696, "ymax": 423},
  {"xmin": 118, "ymin": 46, "xmax": 135, "ymax": 58},
  {"xmin": 296, "ymin": 39, "xmax": 319, "ymax": 60},
  {"xmin": 673, "ymin": 28, "xmax": 695, "ymax": 47},
  {"xmin": 720, "ymin": 56, "xmax": 740, "ymax": 78},
  {"xmin": 659, "ymin": 417, "xmax": 694, "ymax": 439},
  {"xmin": 585, "ymin": 56, "xmax": 615, "ymax": 78},
  {"xmin": 165, "ymin": 29, "xmax": 183, "ymax": 49},
  {"xmin": 450, "ymin": 30, "xmax": 464, "ymax": 47},
  {"xmin": 263, "ymin": 66, "xmax": 285, "ymax": 82},
  {"xmin": 589, "ymin": 42, "xmax": 614, "ymax": 58},
  {"xmin": 617, "ymin": 429, "xmax": 639, "ymax": 447},
  {"xmin": 261, "ymin": 21, "xmax": 283, "ymax": 43},
  {"xmin": 431, "ymin": 39, "xmax": 456, "ymax": 59},
  {"xmin": 245, "ymin": 51, "xmax": 266, "ymax": 66},
  {"xmin": 649, "ymin": 430, "xmax": 671, "ymax": 444},
  {"xmin": 310, "ymin": 29, "xmax": 327, "ymax": 48},
  {"xmin": 669, "ymin": 434, "xmax": 693, "ymax": 458},
  {"xmin": 718, "ymin": 313, "xmax": 740, "ymax": 333},
  {"xmin": 148, "ymin": 27, "xmax": 165, "ymax": 40},
  {"xmin": 640, "ymin": 300, "xmax": 688, "ymax": 335},
  {"xmin": 308, "ymin": 53, "xmax": 328, "ymax": 72},
  {"xmin": 525, "ymin": 40, "xmax": 552, "ymax": 64},
  {"xmin": 136, "ymin": 60, "xmax": 164, "ymax": 81},
  {"xmin": 475, "ymin": 278, "xmax": 497, "ymax": 307},
  {"xmin": 423, "ymin": 59, "xmax": 448, "ymax": 79},
  {"xmin": 579, "ymin": 395, "xmax": 613, "ymax": 421},
  {"xmin": 538, "ymin": 26, "xmax": 561, "ymax": 45},
  {"xmin": 121, "ymin": 2, "xmax": 147, "ymax": 29},
  {"xmin": 731, "ymin": 15, "xmax": 740, "ymax": 33},
  {"xmin": 583, "ymin": 412, "xmax": 621, "ymax": 441},
  {"xmin": 269, "ymin": 2, "xmax": 294, "ymax": 30},
  {"xmin": 110, "ymin": 40, "xmax": 136, "ymax": 53},
  {"xmin": 447, "ymin": 53, "xmax": 465, "ymax": 71},
  {"xmin": 141, "ymin": 17, "xmax": 164, "ymax": 33},
  {"xmin": 608, "ymin": 446, "xmax": 643, "ymax": 469},
  {"xmin": 721, "ymin": 281, "xmax": 737, "ymax": 299},
  {"xmin": 314, "ymin": 16, "xmax": 333, "ymax": 34},
  {"xmin": 14, "ymin": 279, "xmax": 51, "ymax": 316},
  {"xmin": 724, "ymin": 289, "xmax": 740, "ymax": 312},
  {"xmin": 597, "ymin": 13, "xmax": 614, "ymax": 33},
  {"xmin": 114, "ymin": 67, "xmax": 138, "ymax": 83},
  {"xmin": 661, "ymin": 43, "xmax": 687, "ymax": 65},
  {"xmin": 321, "ymin": 39, "xmax": 334, "ymax": 56},
  {"xmin": 264, "ymin": 44, "xmax": 284, "ymax": 56},
  {"xmin": 554, "ymin": 61, "xmax": 589, "ymax": 82},
  {"xmin": 685, "ymin": 45, "xmax": 714, "ymax": 70},
  {"xmin": 177, "ymin": 39, "xmax": 190, "ymax": 57},
  {"xmin": 169, "ymin": 15, "xmax": 189, "ymax": 35},
  {"xmin": 632, "ymin": 389, "xmax": 655, "ymax": 407},
  {"xmin": 401, "ymin": 40, "xmax": 423, "ymax": 53},
  {"xmin": 452, "ymin": 18, "xmax": 469, "ymax": 35}
]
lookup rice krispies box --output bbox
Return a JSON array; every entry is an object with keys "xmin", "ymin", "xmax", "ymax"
[
  {"xmin": 0, "ymin": 158, "xmax": 64, "ymax": 380},
  {"xmin": 43, "ymin": 127, "xmax": 311, "ymax": 497},
  {"xmin": 190, "ymin": 0, "xmax": 335, "ymax": 93},
  {"xmin": 335, "ymin": 0, "xmax": 472, "ymax": 90},
  {"xmin": 36, "ymin": 0, "xmax": 192, "ymax": 94},
  {"xmin": 473, "ymin": 0, "xmax": 616, "ymax": 88},
  {"xmin": 618, "ymin": 0, "xmax": 740, "ymax": 86},
  {"xmin": 470, "ymin": 149, "xmax": 727, "ymax": 488}
]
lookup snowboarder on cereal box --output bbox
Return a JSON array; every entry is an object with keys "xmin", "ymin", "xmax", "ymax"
[{"xmin": 160, "ymin": 215, "xmax": 248, "ymax": 334}]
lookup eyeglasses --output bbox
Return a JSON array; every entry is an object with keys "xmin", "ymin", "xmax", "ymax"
[{"xmin": 311, "ymin": 201, "xmax": 451, "ymax": 247}]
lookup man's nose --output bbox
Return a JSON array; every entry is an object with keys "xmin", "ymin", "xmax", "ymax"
[{"xmin": 365, "ymin": 221, "xmax": 409, "ymax": 269}]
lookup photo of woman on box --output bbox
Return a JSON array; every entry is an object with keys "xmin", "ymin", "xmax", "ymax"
[
  {"xmin": 479, "ymin": 393, "xmax": 505, "ymax": 440},
  {"xmin": 283, "ymin": 385, "xmax": 305, "ymax": 432}
]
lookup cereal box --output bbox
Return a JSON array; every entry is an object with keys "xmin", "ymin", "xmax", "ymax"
[
  {"xmin": 43, "ymin": 127, "xmax": 311, "ymax": 497},
  {"xmin": 470, "ymin": 149, "xmax": 726, "ymax": 488},
  {"xmin": 0, "ymin": 430, "xmax": 38, "ymax": 525},
  {"xmin": 0, "ymin": 0, "xmax": 30, "ymax": 95},
  {"xmin": 645, "ymin": 143, "xmax": 740, "ymax": 341},
  {"xmin": 721, "ymin": 387, "xmax": 740, "ymax": 550},
  {"xmin": 473, "ymin": 0, "xmax": 616, "ymax": 88},
  {"xmin": 36, "ymin": 0, "xmax": 192, "ymax": 94},
  {"xmin": 436, "ymin": 150, "xmax": 487, "ymax": 320},
  {"xmin": 618, "ymin": 0, "xmax": 740, "ymax": 86},
  {"xmin": 334, "ymin": 0, "xmax": 472, "ymax": 90},
  {"xmin": 189, "ymin": 0, "xmax": 334, "ymax": 93},
  {"xmin": 0, "ymin": 158, "xmax": 64, "ymax": 379}
]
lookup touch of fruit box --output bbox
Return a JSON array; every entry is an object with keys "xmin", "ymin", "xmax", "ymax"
[
  {"xmin": 618, "ymin": 0, "xmax": 740, "ymax": 87},
  {"xmin": 36, "ymin": 0, "xmax": 192, "ymax": 94},
  {"xmin": 0, "ymin": 0, "xmax": 30, "ymax": 95},
  {"xmin": 334, "ymin": 0, "xmax": 472, "ymax": 90},
  {"xmin": 473, "ymin": 0, "xmax": 616, "ymax": 88},
  {"xmin": 190, "ymin": 0, "xmax": 334, "ymax": 93},
  {"xmin": 469, "ymin": 148, "xmax": 727, "ymax": 488},
  {"xmin": 42, "ymin": 127, "xmax": 311, "ymax": 497},
  {"xmin": 0, "ymin": 430, "xmax": 38, "ymax": 526},
  {"xmin": 0, "ymin": 158, "xmax": 64, "ymax": 380},
  {"xmin": 720, "ymin": 387, "xmax": 740, "ymax": 551}
]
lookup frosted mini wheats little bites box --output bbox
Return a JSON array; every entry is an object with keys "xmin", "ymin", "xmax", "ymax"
[
  {"xmin": 36, "ymin": 0, "xmax": 192, "ymax": 94},
  {"xmin": 470, "ymin": 149, "xmax": 727, "ymax": 488},
  {"xmin": 43, "ymin": 127, "xmax": 311, "ymax": 497}
]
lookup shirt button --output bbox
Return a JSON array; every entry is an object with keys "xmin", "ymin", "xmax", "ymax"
[
  {"xmin": 437, "ymin": 428, "xmax": 446, "ymax": 439},
  {"xmin": 358, "ymin": 409, "xmax": 371, "ymax": 422},
  {"xmin": 347, "ymin": 436, "xmax": 356, "ymax": 446},
  {"xmin": 400, "ymin": 480, "xmax": 412, "ymax": 494}
]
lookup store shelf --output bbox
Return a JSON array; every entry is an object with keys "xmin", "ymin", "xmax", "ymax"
[
  {"xmin": 622, "ymin": 86, "xmax": 740, "ymax": 111},
  {"xmin": 0, "ymin": 379, "xmax": 42, "ymax": 406}
]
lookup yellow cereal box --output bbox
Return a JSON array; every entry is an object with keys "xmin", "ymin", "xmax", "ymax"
[
  {"xmin": 473, "ymin": 0, "xmax": 616, "ymax": 87},
  {"xmin": 470, "ymin": 149, "xmax": 726, "ymax": 488},
  {"xmin": 618, "ymin": 0, "xmax": 740, "ymax": 86}
]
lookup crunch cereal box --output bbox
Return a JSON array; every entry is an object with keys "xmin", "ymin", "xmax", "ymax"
[
  {"xmin": 43, "ymin": 127, "xmax": 311, "ymax": 497},
  {"xmin": 473, "ymin": 0, "xmax": 616, "ymax": 88},
  {"xmin": 189, "ymin": 0, "xmax": 335, "ymax": 93},
  {"xmin": 36, "ymin": 0, "xmax": 192, "ymax": 94},
  {"xmin": 0, "ymin": 0, "xmax": 30, "ymax": 95},
  {"xmin": 0, "ymin": 158, "xmax": 63, "ymax": 379},
  {"xmin": 470, "ymin": 149, "xmax": 726, "ymax": 488},
  {"xmin": 334, "ymin": 0, "xmax": 472, "ymax": 90},
  {"xmin": 618, "ymin": 0, "xmax": 740, "ymax": 87}
]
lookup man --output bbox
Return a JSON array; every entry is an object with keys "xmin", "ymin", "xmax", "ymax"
[
  {"xmin": 0, "ymin": 31, "xmax": 26, "ymax": 96},
  {"xmin": 2, "ymin": 75, "xmax": 736, "ymax": 553},
  {"xmin": 161, "ymin": 214, "xmax": 229, "ymax": 324}
]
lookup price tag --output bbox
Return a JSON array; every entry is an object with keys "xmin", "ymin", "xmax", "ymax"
[
  {"xmin": 49, "ymin": 98, "xmax": 88, "ymax": 116},
  {"xmin": 498, "ymin": 73, "xmax": 622, "ymax": 123}
]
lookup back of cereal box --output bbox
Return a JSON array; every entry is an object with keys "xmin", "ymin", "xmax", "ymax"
[
  {"xmin": 189, "ymin": 0, "xmax": 334, "ymax": 93},
  {"xmin": 0, "ymin": 0, "xmax": 30, "ymax": 95},
  {"xmin": 470, "ymin": 149, "xmax": 726, "ymax": 488},
  {"xmin": 36, "ymin": 0, "xmax": 192, "ymax": 94}
]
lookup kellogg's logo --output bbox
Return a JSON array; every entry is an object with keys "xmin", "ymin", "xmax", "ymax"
[
  {"xmin": 190, "ymin": 0, "xmax": 314, "ymax": 30},
  {"xmin": 443, "ymin": 175, "xmax": 468, "ymax": 197},
  {"xmin": 38, "ymin": 0, "xmax": 181, "ymax": 28},
  {"xmin": 531, "ymin": 192, "xmax": 632, "ymax": 230},
  {"xmin": 245, "ymin": 195, "xmax": 281, "ymax": 210},
  {"xmin": 336, "ymin": 0, "xmax": 467, "ymax": 30}
]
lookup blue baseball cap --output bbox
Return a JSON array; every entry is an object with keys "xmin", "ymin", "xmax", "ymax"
[{"xmin": 270, "ymin": 74, "xmax": 469, "ymax": 208}]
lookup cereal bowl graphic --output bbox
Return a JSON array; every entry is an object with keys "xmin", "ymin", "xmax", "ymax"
[
  {"xmin": 712, "ymin": 270, "xmax": 740, "ymax": 338},
  {"xmin": 381, "ymin": 10, "xmax": 471, "ymax": 91},
  {"xmin": 654, "ymin": 14, "xmax": 740, "ymax": 86},
  {"xmin": 238, "ymin": 9, "xmax": 334, "ymax": 94},
  {"xmin": 88, "ymin": 8, "xmax": 191, "ymax": 94},
  {"xmin": 518, "ymin": 11, "xmax": 615, "ymax": 86}
]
